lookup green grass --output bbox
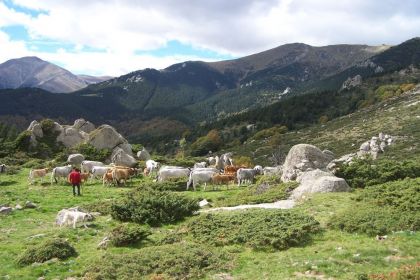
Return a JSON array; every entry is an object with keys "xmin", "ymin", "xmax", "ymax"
[{"xmin": 1, "ymin": 169, "xmax": 419, "ymax": 279}]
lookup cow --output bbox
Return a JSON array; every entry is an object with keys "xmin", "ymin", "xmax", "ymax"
[
  {"xmin": 0, "ymin": 164, "xmax": 6, "ymax": 173},
  {"xmin": 223, "ymin": 165, "xmax": 246, "ymax": 175},
  {"xmin": 51, "ymin": 165, "xmax": 73, "ymax": 185},
  {"xmin": 157, "ymin": 167, "xmax": 190, "ymax": 182},
  {"xmin": 59, "ymin": 210, "xmax": 93, "ymax": 229},
  {"xmin": 111, "ymin": 167, "xmax": 137, "ymax": 186},
  {"xmin": 236, "ymin": 167, "xmax": 263, "ymax": 186},
  {"xmin": 211, "ymin": 174, "xmax": 235, "ymax": 185},
  {"xmin": 194, "ymin": 162, "xmax": 207, "ymax": 168},
  {"xmin": 143, "ymin": 167, "xmax": 150, "ymax": 176},
  {"xmin": 207, "ymin": 156, "xmax": 217, "ymax": 166},
  {"xmin": 145, "ymin": 160, "xmax": 160, "ymax": 176},
  {"xmin": 102, "ymin": 169, "xmax": 114, "ymax": 186},
  {"xmin": 91, "ymin": 166, "xmax": 112, "ymax": 180},
  {"xmin": 80, "ymin": 160, "xmax": 104, "ymax": 173},
  {"xmin": 80, "ymin": 172, "xmax": 91, "ymax": 183},
  {"xmin": 28, "ymin": 168, "xmax": 49, "ymax": 185},
  {"xmin": 187, "ymin": 169, "xmax": 218, "ymax": 191},
  {"xmin": 263, "ymin": 166, "xmax": 282, "ymax": 176}
]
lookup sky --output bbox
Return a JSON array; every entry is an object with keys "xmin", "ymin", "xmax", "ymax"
[{"xmin": 0, "ymin": 0, "xmax": 419, "ymax": 76}]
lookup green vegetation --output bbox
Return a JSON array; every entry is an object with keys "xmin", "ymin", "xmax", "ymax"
[
  {"xmin": 108, "ymin": 223, "xmax": 151, "ymax": 247},
  {"xmin": 72, "ymin": 143, "xmax": 111, "ymax": 162},
  {"xmin": 111, "ymin": 188, "xmax": 199, "ymax": 226},
  {"xmin": 189, "ymin": 129, "xmax": 222, "ymax": 156},
  {"xmin": 16, "ymin": 238, "xmax": 77, "ymax": 266},
  {"xmin": 83, "ymin": 242, "xmax": 230, "ymax": 280},
  {"xmin": 336, "ymin": 158, "xmax": 420, "ymax": 188},
  {"xmin": 187, "ymin": 210, "xmax": 320, "ymax": 250},
  {"xmin": 329, "ymin": 178, "xmax": 420, "ymax": 235}
]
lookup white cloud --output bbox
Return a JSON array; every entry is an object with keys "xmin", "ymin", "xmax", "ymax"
[{"xmin": 0, "ymin": 0, "xmax": 419, "ymax": 75}]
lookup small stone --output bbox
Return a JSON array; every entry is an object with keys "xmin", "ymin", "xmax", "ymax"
[
  {"xmin": 15, "ymin": 204, "xmax": 23, "ymax": 210},
  {"xmin": 0, "ymin": 207, "xmax": 12, "ymax": 215},
  {"xmin": 25, "ymin": 201, "xmax": 37, "ymax": 209}
]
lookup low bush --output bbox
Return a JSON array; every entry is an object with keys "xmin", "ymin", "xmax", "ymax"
[
  {"xmin": 83, "ymin": 242, "xmax": 230, "ymax": 280},
  {"xmin": 369, "ymin": 262, "xmax": 420, "ymax": 279},
  {"xmin": 111, "ymin": 188, "xmax": 199, "ymax": 226},
  {"xmin": 109, "ymin": 223, "xmax": 151, "ymax": 247},
  {"xmin": 137, "ymin": 180, "xmax": 186, "ymax": 192},
  {"xmin": 82, "ymin": 199, "xmax": 115, "ymax": 215},
  {"xmin": 329, "ymin": 178, "xmax": 420, "ymax": 235},
  {"xmin": 336, "ymin": 158, "xmax": 420, "ymax": 188},
  {"xmin": 17, "ymin": 238, "xmax": 77, "ymax": 266},
  {"xmin": 187, "ymin": 209, "xmax": 320, "ymax": 250},
  {"xmin": 73, "ymin": 143, "xmax": 111, "ymax": 162},
  {"xmin": 213, "ymin": 181, "xmax": 297, "ymax": 207}
]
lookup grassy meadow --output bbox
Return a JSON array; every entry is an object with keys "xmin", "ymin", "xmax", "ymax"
[{"xmin": 0, "ymin": 168, "xmax": 419, "ymax": 279}]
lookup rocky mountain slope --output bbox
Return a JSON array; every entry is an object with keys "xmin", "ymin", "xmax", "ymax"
[{"xmin": 0, "ymin": 57, "xmax": 111, "ymax": 93}]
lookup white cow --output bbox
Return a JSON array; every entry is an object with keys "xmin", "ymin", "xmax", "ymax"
[
  {"xmin": 193, "ymin": 162, "xmax": 207, "ymax": 168},
  {"xmin": 0, "ymin": 164, "xmax": 6, "ymax": 173},
  {"xmin": 263, "ymin": 166, "xmax": 282, "ymax": 176},
  {"xmin": 80, "ymin": 160, "xmax": 105, "ymax": 173},
  {"xmin": 146, "ymin": 160, "xmax": 160, "ymax": 176},
  {"xmin": 157, "ymin": 167, "xmax": 190, "ymax": 182},
  {"xmin": 237, "ymin": 167, "xmax": 262, "ymax": 186},
  {"xmin": 91, "ymin": 166, "xmax": 112, "ymax": 180},
  {"xmin": 51, "ymin": 165, "xmax": 73, "ymax": 184},
  {"xmin": 187, "ymin": 170, "xmax": 218, "ymax": 191}
]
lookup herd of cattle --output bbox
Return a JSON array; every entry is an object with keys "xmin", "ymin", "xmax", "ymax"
[{"xmin": 3, "ymin": 153, "xmax": 282, "ymax": 190}]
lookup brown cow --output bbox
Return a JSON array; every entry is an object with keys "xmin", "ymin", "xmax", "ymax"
[
  {"xmin": 28, "ymin": 168, "xmax": 50, "ymax": 185},
  {"xmin": 212, "ymin": 174, "xmax": 235, "ymax": 185},
  {"xmin": 223, "ymin": 165, "xmax": 246, "ymax": 175},
  {"xmin": 112, "ymin": 168, "xmax": 136, "ymax": 186},
  {"xmin": 102, "ymin": 169, "xmax": 114, "ymax": 186}
]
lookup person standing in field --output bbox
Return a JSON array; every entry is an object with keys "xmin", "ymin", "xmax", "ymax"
[{"xmin": 68, "ymin": 167, "xmax": 82, "ymax": 196}]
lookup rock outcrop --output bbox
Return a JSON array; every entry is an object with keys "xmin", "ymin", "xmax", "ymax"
[
  {"xmin": 67, "ymin": 154, "xmax": 85, "ymax": 165},
  {"xmin": 281, "ymin": 144, "xmax": 334, "ymax": 182},
  {"xmin": 137, "ymin": 148, "xmax": 151, "ymax": 161},
  {"xmin": 291, "ymin": 169, "xmax": 350, "ymax": 200},
  {"xmin": 341, "ymin": 75, "xmax": 362, "ymax": 90},
  {"xmin": 357, "ymin": 132, "xmax": 395, "ymax": 159},
  {"xmin": 27, "ymin": 119, "xmax": 137, "ymax": 167}
]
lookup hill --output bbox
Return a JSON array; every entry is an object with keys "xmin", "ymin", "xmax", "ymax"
[{"xmin": 0, "ymin": 57, "xmax": 111, "ymax": 93}]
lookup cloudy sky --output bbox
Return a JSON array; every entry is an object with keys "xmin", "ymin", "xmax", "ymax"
[{"xmin": 0, "ymin": 0, "xmax": 419, "ymax": 76}]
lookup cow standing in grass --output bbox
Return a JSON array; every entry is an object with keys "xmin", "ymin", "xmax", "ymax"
[{"xmin": 28, "ymin": 168, "xmax": 49, "ymax": 185}]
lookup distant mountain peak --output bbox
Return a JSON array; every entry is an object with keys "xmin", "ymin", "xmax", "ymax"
[{"xmin": 0, "ymin": 57, "xmax": 111, "ymax": 93}]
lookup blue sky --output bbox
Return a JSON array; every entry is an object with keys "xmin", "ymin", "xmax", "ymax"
[{"xmin": 0, "ymin": 0, "xmax": 419, "ymax": 76}]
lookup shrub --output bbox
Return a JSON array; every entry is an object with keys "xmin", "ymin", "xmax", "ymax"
[
  {"xmin": 83, "ymin": 242, "xmax": 230, "ymax": 280},
  {"xmin": 17, "ymin": 238, "xmax": 77, "ymax": 266},
  {"xmin": 190, "ymin": 129, "xmax": 222, "ymax": 156},
  {"xmin": 329, "ymin": 178, "xmax": 420, "ymax": 235},
  {"xmin": 14, "ymin": 131, "xmax": 32, "ymax": 152},
  {"xmin": 109, "ymin": 223, "xmax": 151, "ymax": 247},
  {"xmin": 369, "ymin": 262, "xmax": 420, "ymax": 279},
  {"xmin": 111, "ymin": 188, "xmax": 199, "ymax": 226},
  {"xmin": 74, "ymin": 143, "xmax": 111, "ymax": 162},
  {"xmin": 187, "ymin": 210, "xmax": 320, "ymax": 250},
  {"xmin": 251, "ymin": 125, "xmax": 288, "ymax": 140},
  {"xmin": 336, "ymin": 158, "xmax": 420, "ymax": 188},
  {"xmin": 137, "ymin": 180, "xmax": 186, "ymax": 192},
  {"xmin": 213, "ymin": 181, "xmax": 297, "ymax": 207},
  {"xmin": 82, "ymin": 199, "xmax": 115, "ymax": 215}
]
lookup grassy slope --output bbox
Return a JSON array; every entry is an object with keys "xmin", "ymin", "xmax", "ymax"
[
  {"xmin": 1, "ymin": 170, "xmax": 419, "ymax": 279},
  {"xmin": 227, "ymin": 87, "xmax": 420, "ymax": 165}
]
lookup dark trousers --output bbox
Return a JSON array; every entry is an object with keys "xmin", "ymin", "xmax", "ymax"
[{"xmin": 72, "ymin": 184, "xmax": 81, "ymax": 196}]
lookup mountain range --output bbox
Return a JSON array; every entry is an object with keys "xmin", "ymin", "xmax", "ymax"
[
  {"xmin": 0, "ymin": 56, "xmax": 112, "ymax": 93},
  {"xmin": 0, "ymin": 37, "xmax": 419, "ymax": 148}
]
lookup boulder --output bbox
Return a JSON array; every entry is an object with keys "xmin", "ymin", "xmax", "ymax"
[
  {"xmin": 137, "ymin": 147, "xmax": 151, "ymax": 161},
  {"xmin": 0, "ymin": 206, "xmax": 12, "ymax": 215},
  {"xmin": 111, "ymin": 147, "xmax": 137, "ymax": 167},
  {"xmin": 291, "ymin": 169, "xmax": 350, "ymax": 200},
  {"xmin": 281, "ymin": 144, "xmax": 335, "ymax": 182},
  {"xmin": 67, "ymin": 154, "xmax": 85, "ymax": 165},
  {"xmin": 88, "ymin": 125, "xmax": 128, "ymax": 151},
  {"xmin": 327, "ymin": 153, "xmax": 356, "ymax": 173},
  {"xmin": 15, "ymin": 204, "xmax": 23, "ymax": 210},
  {"xmin": 56, "ymin": 126, "xmax": 88, "ymax": 148},
  {"xmin": 27, "ymin": 120, "xmax": 43, "ymax": 138},
  {"xmin": 55, "ymin": 207, "xmax": 86, "ymax": 226},
  {"xmin": 25, "ymin": 201, "xmax": 37, "ymax": 209},
  {"xmin": 72, "ymin": 118, "xmax": 95, "ymax": 133}
]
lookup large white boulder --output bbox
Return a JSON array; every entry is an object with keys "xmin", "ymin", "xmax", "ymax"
[
  {"xmin": 291, "ymin": 169, "xmax": 350, "ymax": 200},
  {"xmin": 67, "ymin": 154, "xmax": 85, "ymax": 165},
  {"xmin": 111, "ymin": 147, "xmax": 137, "ymax": 167},
  {"xmin": 57, "ymin": 127, "xmax": 88, "ymax": 148},
  {"xmin": 88, "ymin": 125, "xmax": 128, "ymax": 151},
  {"xmin": 137, "ymin": 147, "xmax": 151, "ymax": 161},
  {"xmin": 72, "ymin": 119, "xmax": 95, "ymax": 133},
  {"xmin": 281, "ymin": 144, "xmax": 334, "ymax": 182}
]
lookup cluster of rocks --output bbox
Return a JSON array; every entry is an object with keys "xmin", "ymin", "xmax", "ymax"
[
  {"xmin": 27, "ymin": 119, "xmax": 137, "ymax": 167},
  {"xmin": 0, "ymin": 201, "xmax": 37, "ymax": 215},
  {"xmin": 327, "ymin": 132, "xmax": 396, "ymax": 172},
  {"xmin": 280, "ymin": 144, "xmax": 350, "ymax": 200},
  {"xmin": 341, "ymin": 74, "xmax": 362, "ymax": 90}
]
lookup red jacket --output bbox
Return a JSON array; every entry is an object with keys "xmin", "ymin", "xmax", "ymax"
[{"xmin": 69, "ymin": 171, "xmax": 81, "ymax": 184}]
